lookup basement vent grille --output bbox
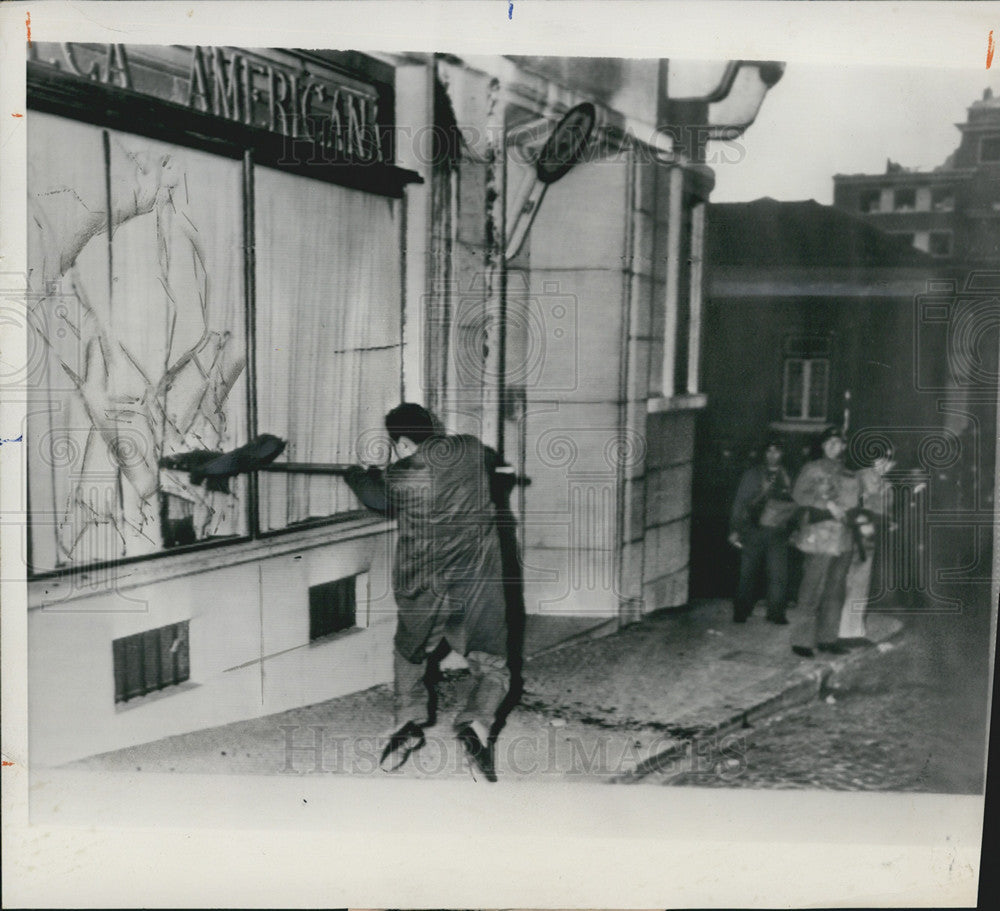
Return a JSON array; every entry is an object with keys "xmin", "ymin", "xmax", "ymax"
[
  {"xmin": 113, "ymin": 621, "xmax": 190, "ymax": 704},
  {"xmin": 309, "ymin": 576, "xmax": 358, "ymax": 640}
]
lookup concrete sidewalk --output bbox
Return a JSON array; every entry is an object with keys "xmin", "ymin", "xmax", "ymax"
[{"xmin": 66, "ymin": 599, "xmax": 903, "ymax": 783}]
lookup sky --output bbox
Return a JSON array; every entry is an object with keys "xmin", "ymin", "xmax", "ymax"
[{"xmin": 709, "ymin": 63, "xmax": 1000, "ymax": 205}]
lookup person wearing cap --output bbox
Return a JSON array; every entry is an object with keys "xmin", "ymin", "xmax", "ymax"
[
  {"xmin": 342, "ymin": 403, "xmax": 510, "ymax": 782},
  {"xmin": 839, "ymin": 443, "xmax": 896, "ymax": 647},
  {"xmin": 728, "ymin": 437, "xmax": 796, "ymax": 624},
  {"xmin": 789, "ymin": 426, "xmax": 861, "ymax": 657}
]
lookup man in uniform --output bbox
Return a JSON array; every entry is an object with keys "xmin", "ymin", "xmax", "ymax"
[{"xmin": 789, "ymin": 426, "xmax": 860, "ymax": 658}]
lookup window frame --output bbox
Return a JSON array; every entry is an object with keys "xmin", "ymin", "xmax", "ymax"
[
  {"xmin": 26, "ymin": 66, "xmax": 414, "ymax": 581},
  {"xmin": 656, "ymin": 164, "xmax": 707, "ymax": 403},
  {"xmin": 892, "ymin": 187, "xmax": 916, "ymax": 211},
  {"xmin": 931, "ymin": 187, "xmax": 956, "ymax": 211},
  {"xmin": 782, "ymin": 356, "xmax": 830, "ymax": 423},
  {"xmin": 979, "ymin": 135, "xmax": 1000, "ymax": 164},
  {"xmin": 859, "ymin": 189, "xmax": 881, "ymax": 214}
]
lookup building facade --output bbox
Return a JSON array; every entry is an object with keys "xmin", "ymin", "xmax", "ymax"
[
  {"xmin": 831, "ymin": 89, "xmax": 999, "ymax": 601},
  {"xmin": 23, "ymin": 46, "xmax": 780, "ymax": 764},
  {"xmin": 833, "ymin": 88, "xmax": 1000, "ymax": 266}
]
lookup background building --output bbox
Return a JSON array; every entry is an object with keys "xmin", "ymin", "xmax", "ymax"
[
  {"xmin": 833, "ymin": 88, "xmax": 1000, "ymax": 266},
  {"xmin": 692, "ymin": 198, "xmax": 943, "ymax": 598},
  {"xmin": 831, "ymin": 88, "xmax": 999, "ymax": 602}
]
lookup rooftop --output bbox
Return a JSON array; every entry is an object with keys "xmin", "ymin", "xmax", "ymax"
[
  {"xmin": 835, "ymin": 90, "xmax": 999, "ymax": 182},
  {"xmin": 706, "ymin": 197, "xmax": 935, "ymax": 268},
  {"xmin": 970, "ymin": 87, "xmax": 1000, "ymax": 111}
]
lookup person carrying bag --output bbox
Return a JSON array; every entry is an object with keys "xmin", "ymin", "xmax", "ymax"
[{"xmin": 728, "ymin": 436, "xmax": 795, "ymax": 625}]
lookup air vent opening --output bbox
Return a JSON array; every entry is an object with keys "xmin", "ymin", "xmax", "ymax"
[
  {"xmin": 113, "ymin": 621, "xmax": 190, "ymax": 704},
  {"xmin": 309, "ymin": 576, "xmax": 358, "ymax": 641}
]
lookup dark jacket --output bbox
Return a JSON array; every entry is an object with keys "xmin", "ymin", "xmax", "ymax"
[
  {"xmin": 344, "ymin": 433, "xmax": 508, "ymax": 663},
  {"xmin": 730, "ymin": 464, "xmax": 793, "ymax": 537}
]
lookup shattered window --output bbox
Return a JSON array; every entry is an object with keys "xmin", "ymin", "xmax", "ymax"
[
  {"xmin": 27, "ymin": 113, "xmax": 248, "ymax": 572},
  {"xmin": 27, "ymin": 111, "xmax": 404, "ymax": 573}
]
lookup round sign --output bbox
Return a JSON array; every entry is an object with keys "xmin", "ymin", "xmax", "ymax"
[{"xmin": 535, "ymin": 102, "xmax": 597, "ymax": 185}]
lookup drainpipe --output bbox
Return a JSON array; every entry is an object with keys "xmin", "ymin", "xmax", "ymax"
[{"xmin": 481, "ymin": 77, "xmax": 507, "ymax": 458}]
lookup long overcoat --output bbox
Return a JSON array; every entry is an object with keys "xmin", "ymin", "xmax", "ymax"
[{"xmin": 345, "ymin": 434, "xmax": 508, "ymax": 663}]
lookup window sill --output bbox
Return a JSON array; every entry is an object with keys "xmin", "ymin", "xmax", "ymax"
[
  {"xmin": 646, "ymin": 393, "xmax": 708, "ymax": 414},
  {"xmin": 115, "ymin": 680, "xmax": 201, "ymax": 713},
  {"xmin": 769, "ymin": 420, "xmax": 829, "ymax": 433},
  {"xmin": 29, "ymin": 515, "xmax": 394, "ymax": 609},
  {"xmin": 310, "ymin": 625, "xmax": 368, "ymax": 647}
]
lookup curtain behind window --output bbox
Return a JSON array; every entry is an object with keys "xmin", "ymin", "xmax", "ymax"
[
  {"xmin": 254, "ymin": 167, "xmax": 401, "ymax": 530},
  {"xmin": 27, "ymin": 113, "xmax": 247, "ymax": 572}
]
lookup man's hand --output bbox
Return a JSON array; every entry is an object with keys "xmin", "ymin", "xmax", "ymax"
[
  {"xmin": 728, "ymin": 531, "xmax": 743, "ymax": 549},
  {"xmin": 826, "ymin": 500, "xmax": 846, "ymax": 521}
]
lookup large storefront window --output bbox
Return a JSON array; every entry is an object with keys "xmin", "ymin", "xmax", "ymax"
[
  {"xmin": 27, "ymin": 111, "xmax": 405, "ymax": 574},
  {"xmin": 27, "ymin": 113, "xmax": 248, "ymax": 573},
  {"xmin": 254, "ymin": 167, "xmax": 402, "ymax": 530}
]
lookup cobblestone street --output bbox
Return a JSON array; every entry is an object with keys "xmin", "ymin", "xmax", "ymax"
[{"xmin": 658, "ymin": 602, "xmax": 991, "ymax": 793}]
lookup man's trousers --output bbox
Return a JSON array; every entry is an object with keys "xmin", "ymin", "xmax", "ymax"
[
  {"xmin": 793, "ymin": 551, "xmax": 854, "ymax": 649},
  {"xmin": 394, "ymin": 646, "xmax": 510, "ymax": 731},
  {"xmin": 734, "ymin": 526, "xmax": 789, "ymax": 621}
]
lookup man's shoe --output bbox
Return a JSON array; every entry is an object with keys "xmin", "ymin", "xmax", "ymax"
[
  {"xmin": 456, "ymin": 724, "xmax": 497, "ymax": 782},
  {"xmin": 817, "ymin": 641, "xmax": 849, "ymax": 656},
  {"xmin": 767, "ymin": 615, "xmax": 789, "ymax": 625},
  {"xmin": 380, "ymin": 721, "xmax": 425, "ymax": 772},
  {"xmin": 792, "ymin": 645, "xmax": 815, "ymax": 658}
]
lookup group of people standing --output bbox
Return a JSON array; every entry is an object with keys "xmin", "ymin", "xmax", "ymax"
[{"xmin": 729, "ymin": 426, "xmax": 895, "ymax": 657}]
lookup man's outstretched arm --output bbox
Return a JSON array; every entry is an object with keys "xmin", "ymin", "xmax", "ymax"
[{"xmin": 343, "ymin": 465, "xmax": 390, "ymax": 515}]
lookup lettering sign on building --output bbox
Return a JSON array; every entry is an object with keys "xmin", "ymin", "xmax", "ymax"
[{"xmin": 27, "ymin": 43, "xmax": 388, "ymax": 165}]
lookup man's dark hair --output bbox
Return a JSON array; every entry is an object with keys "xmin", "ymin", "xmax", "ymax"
[
  {"xmin": 818, "ymin": 425, "xmax": 846, "ymax": 445},
  {"xmin": 763, "ymin": 435, "xmax": 785, "ymax": 452},
  {"xmin": 385, "ymin": 402, "xmax": 435, "ymax": 445}
]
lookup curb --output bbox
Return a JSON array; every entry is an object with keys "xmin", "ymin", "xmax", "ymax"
[{"xmin": 614, "ymin": 623, "xmax": 909, "ymax": 783}]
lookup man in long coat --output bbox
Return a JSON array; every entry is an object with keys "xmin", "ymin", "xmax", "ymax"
[{"xmin": 344, "ymin": 403, "xmax": 510, "ymax": 781}]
